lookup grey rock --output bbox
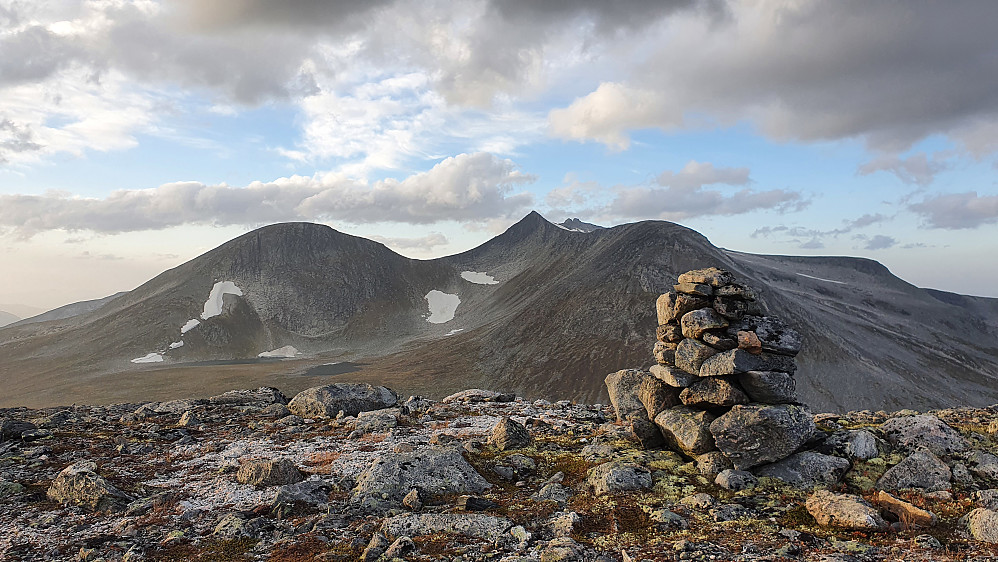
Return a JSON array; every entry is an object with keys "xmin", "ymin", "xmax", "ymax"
[
  {"xmin": 540, "ymin": 537, "xmax": 586, "ymax": 562},
  {"xmin": 209, "ymin": 387, "xmax": 288, "ymax": 406},
  {"xmin": 604, "ymin": 369, "xmax": 650, "ymax": 421},
  {"xmin": 681, "ymin": 308, "xmax": 729, "ymax": 339},
  {"xmin": 675, "ymin": 338, "xmax": 719, "ymax": 375},
  {"xmin": 649, "ymin": 364, "xmax": 698, "ymax": 388},
  {"xmin": 967, "ymin": 508, "xmax": 998, "ymax": 543},
  {"xmin": 489, "ymin": 416, "xmax": 532, "ymax": 450},
  {"xmin": 680, "ymin": 377, "xmax": 749, "ymax": 408},
  {"xmin": 976, "ymin": 489, "xmax": 998, "ymax": 510},
  {"xmin": 532, "ymin": 482, "xmax": 574, "ymax": 507},
  {"xmin": 237, "ymin": 458, "xmax": 303, "ymax": 487},
  {"xmin": 656, "ymin": 292, "xmax": 679, "ymax": 324},
  {"xmin": 654, "ymin": 406, "xmax": 717, "ymax": 457},
  {"xmin": 711, "ymin": 503, "xmax": 753, "ymax": 522},
  {"xmin": 712, "ymin": 296, "xmax": 747, "ymax": 321},
  {"xmin": 699, "ymin": 349, "xmax": 797, "ymax": 377},
  {"xmin": 46, "ymin": 461, "xmax": 132, "ymax": 513},
  {"xmin": 260, "ymin": 403, "xmax": 292, "ymax": 418},
  {"xmin": 586, "ymin": 461, "xmax": 652, "ymax": 495},
  {"xmin": 913, "ymin": 534, "xmax": 943, "ymax": 549},
  {"xmin": 288, "ymin": 383, "xmax": 398, "ymax": 418},
  {"xmin": 0, "ymin": 418, "xmax": 36, "ymax": 441},
  {"xmin": 696, "ymin": 451, "xmax": 733, "ymax": 479},
  {"xmin": 653, "ymin": 341, "xmax": 678, "ymax": 365},
  {"xmin": 729, "ymin": 316, "xmax": 803, "ymax": 356},
  {"xmin": 714, "ymin": 469, "xmax": 758, "ymax": 491},
  {"xmin": 629, "ymin": 417, "xmax": 666, "ymax": 449},
  {"xmin": 755, "ymin": 451, "xmax": 850, "ymax": 488},
  {"xmin": 0, "ymin": 480, "xmax": 25, "ymax": 498},
  {"xmin": 353, "ymin": 446, "xmax": 490, "ymax": 508},
  {"xmin": 355, "ymin": 408, "xmax": 399, "ymax": 433},
  {"xmin": 273, "ymin": 479, "xmax": 331, "ymax": 507},
  {"xmin": 674, "ymin": 293, "xmax": 711, "ymax": 320},
  {"xmin": 679, "ymin": 492, "xmax": 718, "ymax": 511},
  {"xmin": 805, "ymin": 490, "xmax": 887, "ymax": 530},
  {"xmin": 382, "ymin": 513, "xmax": 513, "ymax": 540},
  {"xmin": 816, "ymin": 429, "xmax": 882, "ymax": 461},
  {"xmin": 709, "ymin": 404, "xmax": 815, "ymax": 470},
  {"xmin": 177, "ymin": 410, "xmax": 200, "ymax": 427},
  {"xmin": 361, "ymin": 532, "xmax": 391, "ymax": 562},
  {"xmin": 649, "ymin": 508, "xmax": 689, "ymax": 528},
  {"xmin": 716, "ymin": 283, "xmax": 756, "ymax": 299},
  {"xmin": 880, "ymin": 414, "xmax": 968, "ymax": 456},
  {"xmin": 968, "ymin": 450, "xmax": 998, "ymax": 481},
  {"xmin": 877, "ymin": 449, "xmax": 951, "ymax": 491},
  {"xmin": 638, "ymin": 376, "xmax": 681, "ymax": 419},
  {"xmin": 442, "ymin": 389, "xmax": 506, "ymax": 403},
  {"xmin": 457, "ymin": 495, "xmax": 499, "ymax": 511},
  {"xmin": 738, "ymin": 371, "xmax": 797, "ymax": 404}
]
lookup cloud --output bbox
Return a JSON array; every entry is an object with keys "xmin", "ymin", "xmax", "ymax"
[
  {"xmin": 0, "ymin": 152, "xmax": 535, "ymax": 237},
  {"xmin": 858, "ymin": 234, "xmax": 898, "ymax": 250},
  {"xmin": 752, "ymin": 213, "xmax": 896, "ymax": 250},
  {"xmin": 549, "ymin": 83, "xmax": 681, "ymax": 150},
  {"xmin": 909, "ymin": 192, "xmax": 998, "ymax": 229},
  {"xmin": 369, "ymin": 233, "xmax": 449, "ymax": 253},
  {"xmin": 857, "ymin": 153, "xmax": 951, "ymax": 186},
  {"xmin": 604, "ymin": 160, "xmax": 804, "ymax": 220}
]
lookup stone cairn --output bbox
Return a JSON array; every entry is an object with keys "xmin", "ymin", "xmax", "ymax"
[{"xmin": 606, "ymin": 267, "xmax": 816, "ymax": 475}]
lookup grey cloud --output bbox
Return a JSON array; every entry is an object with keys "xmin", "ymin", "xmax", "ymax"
[
  {"xmin": 0, "ymin": 119, "xmax": 43, "ymax": 163},
  {"xmin": 174, "ymin": 0, "xmax": 393, "ymax": 30},
  {"xmin": 753, "ymin": 213, "xmax": 897, "ymax": 249},
  {"xmin": 844, "ymin": 213, "xmax": 889, "ymax": 230},
  {"xmin": 0, "ymin": 26, "xmax": 82, "ymax": 86},
  {"xmin": 858, "ymin": 154, "xmax": 950, "ymax": 186},
  {"xmin": 0, "ymin": 152, "xmax": 534, "ymax": 236},
  {"xmin": 909, "ymin": 192, "xmax": 998, "ymax": 229},
  {"xmin": 799, "ymin": 239, "xmax": 824, "ymax": 250},
  {"xmin": 859, "ymin": 234, "xmax": 898, "ymax": 250},
  {"xmin": 369, "ymin": 233, "xmax": 449, "ymax": 253}
]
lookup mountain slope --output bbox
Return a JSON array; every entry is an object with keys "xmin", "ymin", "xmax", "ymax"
[
  {"xmin": 1, "ymin": 213, "xmax": 996, "ymax": 411},
  {"xmin": 0, "ymin": 310, "xmax": 19, "ymax": 328}
]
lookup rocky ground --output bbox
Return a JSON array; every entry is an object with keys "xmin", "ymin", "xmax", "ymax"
[{"xmin": 4, "ymin": 385, "xmax": 998, "ymax": 561}]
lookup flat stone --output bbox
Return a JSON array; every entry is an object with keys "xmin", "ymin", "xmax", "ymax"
[
  {"xmin": 656, "ymin": 324, "xmax": 683, "ymax": 343},
  {"xmin": 709, "ymin": 404, "xmax": 815, "ymax": 470},
  {"xmin": 489, "ymin": 417, "xmax": 532, "ymax": 450},
  {"xmin": 208, "ymin": 387, "xmax": 288, "ymax": 406},
  {"xmin": 237, "ymin": 458, "xmax": 303, "ymax": 487},
  {"xmin": 755, "ymin": 452, "xmax": 850, "ymax": 488},
  {"xmin": 605, "ymin": 369, "xmax": 650, "ymax": 421},
  {"xmin": 679, "ymin": 377, "xmax": 749, "ymax": 408},
  {"xmin": 674, "ymin": 282, "xmax": 713, "ymax": 297},
  {"xmin": 585, "ymin": 461, "xmax": 653, "ymax": 495},
  {"xmin": 681, "ymin": 308, "xmax": 729, "ymax": 339},
  {"xmin": 738, "ymin": 371, "xmax": 797, "ymax": 404},
  {"xmin": 656, "ymin": 292, "xmax": 679, "ymax": 324},
  {"xmin": 675, "ymin": 339, "xmax": 719, "ymax": 375},
  {"xmin": 702, "ymin": 332, "xmax": 737, "ymax": 350},
  {"xmin": 674, "ymin": 293, "xmax": 711, "ymax": 319},
  {"xmin": 876, "ymin": 491, "xmax": 937, "ymax": 527},
  {"xmin": 649, "ymin": 365, "xmax": 698, "ymax": 388},
  {"xmin": 880, "ymin": 414, "xmax": 968, "ymax": 456},
  {"xmin": 716, "ymin": 283, "xmax": 756, "ymax": 299},
  {"xmin": 654, "ymin": 406, "xmax": 717, "ymax": 457},
  {"xmin": 653, "ymin": 341, "xmax": 678, "ymax": 365},
  {"xmin": 638, "ymin": 376, "xmax": 681, "ymax": 419},
  {"xmin": 729, "ymin": 316, "xmax": 803, "ymax": 356},
  {"xmin": 288, "ymin": 383, "xmax": 398, "ymax": 418},
  {"xmin": 876, "ymin": 449, "xmax": 951, "ymax": 492},
  {"xmin": 678, "ymin": 268, "xmax": 734, "ymax": 287},
  {"xmin": 699, "ymin": 349, "xmax": 796, "ymax": 377},
  {"xmin": 352, "ymin": 446, "xmax": 490, "ymax": 509},
  {"xmin": 806, "ymin": 490, "xmax": 887, "ymax": 530},
  {"xmin": 382, "ymin": 513, "xmax": 513, "ymax": 540}
]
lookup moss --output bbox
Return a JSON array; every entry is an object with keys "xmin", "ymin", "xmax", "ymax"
[
  {"xmin": 148, "ymin": 538, "xmax": 257, "ymax": 561},
  {"xmin": 779, "ymin": 503, "xmax": 816, "ymax": 528}
]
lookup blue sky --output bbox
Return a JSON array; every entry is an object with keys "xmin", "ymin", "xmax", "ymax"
[{"xmin": 2, "ymin": 1, "xmax": 997, "ymax": 311}]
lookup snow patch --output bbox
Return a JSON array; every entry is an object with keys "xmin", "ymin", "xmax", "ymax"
[
  {"xmin": 460, "ymin": 271, "xmax": 499, "ymax": 285},
  {"xmin": 425, "ymin": 290, "xmax": 460, "ymax": 324},
  {"xmin": 169, "ymin": 341, "xmax": 184, "ymax": 349},
  {"xmin": 554, "ymin": 224, "xmax": 588, "ymax": 233},
  {"xmin": 445, "ymin": 328, "xmax": 464, "ymax": 336},
  {"xmin": 131, "ymin": 353, "xmax": 164, "ymax": 364},
  {"xmin": 796, "ymin": 273, "xmax": 848, "ymax": 285},
  {"xmin": 258, "ymin": 345, "xmax": 300, "ymax": 358},
  {"xmin": 201, "ymin": 281, "xmax": 243, "ymax": 320},
  {"xmin": 180, "ymin": 319, "xmax": 200, "ymax": 334}
]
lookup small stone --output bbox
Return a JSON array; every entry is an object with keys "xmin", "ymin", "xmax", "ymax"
[
  {"xmin": 586, "ymin": 461, "xmax": 652, "ymax": 495},
  {"xmin": 402, "ymin": 488, "xmax": 423, "ymax": 511},
  {"xmin": 653, "ymin": 341, "xmax": 678, "ymax": 365},
  {"xmin": 532, "ymin": 482, "xmax": 574, "ymax": 507},
  {"xmin": 738, "ymin": 371, "xmax": 797, "ymax": 404},
  {"xmin": 656, "ymin": 292, "xmax": 679, "ymax": 324},
  {"xmin": 715, "ymin": 469, "xmax": 758, "ymax": 491},
  {"xmin": 876, "ymin": 449, "xmax": 951, "ymax": 492},
  {"xmin": 737, "ymin": 331, "xmax": 763, "ymax": 354},
  {"xmin": 912, "ymin": 534, "xmax": 943, "ymax": 549},
  {"xmin": 876, "ymin": 491, "xmax": 937, "ymax": 527},
  {"xmin": 696, "ymin": 452, "xmax": 733, "ymax": 479},
  {"xmin": 678, "ymin": 267, "xmax": 734, "ymax": 287},
  {"xmin": 730, "ymin": 316, "xmax": 803, "ymax": 356},
  {"xmin": 457, "ymin": 495, "xmax": 499, "ymax": 511},
  {"xmin": 489, "ymin": 417, "xmax": 532, "ymax": 450},
  {"xmin": 649, "ymin": 364, "xmax": 697, "ymax": 388},
  {"xmin": 546, "ymin": 511, "xmax": 582, "ymax": 537},
  {"xmin": 177, "ymin": 410, "xmax": 200, "ymax": 427},
  {"xmin": 540, "ymin": 537, "xmax": 586, "ymax": 562},
  {"xmin": 674, "ymin": 282, "xmax": 713, "ymax": 297},
  {"xmin": 237, "ymin": 458, "xmax": 303, "ymax": 487},
  {"xmin": 805, "ymin": 490, "xmax": 887, "ymax": 530},
  {"xmin": 702, "ymin": 332, "xmax": 737, "ymax": 350},
  {"xmin": 699, "ymin": 349, "xmax": 796, "ymax": 377},
  {"xmin": 678, "ymin": 492, "xmax": 718, "ymax": 511},
  {"xmin": 679, "ymin": 377, "xmax": 749, "ymax": 409},
  {"xmin": 675, "ymin": 339, "xmax": 719, "ymax": 375},
  {"xmin": 654, "ymin": 406, "xmax": 717, "ymax": 457},
  {"xmin": 656, "ymin": 324, "xmax": 683, "ymax": 343},
  {"xmin": 681, "ymin": 308, "xmax": 729, "ymax": 339}
]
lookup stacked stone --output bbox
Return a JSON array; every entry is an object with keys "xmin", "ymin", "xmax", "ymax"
[{"xmin": 606, "ymin": 267, "xmax": 816, "ymax": 473}]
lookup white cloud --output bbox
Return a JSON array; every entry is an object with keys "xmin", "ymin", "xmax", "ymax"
[
  {"xmin": 857, "ymin": 153, "xmax": 951, "ymax": 186},
  {"xmin": 909, "ymin": 192, "xmax": 998, "ymax": 230},
  {"xmin": 548, "ymin": 83, "xmax": 681, "ymax": 150}
]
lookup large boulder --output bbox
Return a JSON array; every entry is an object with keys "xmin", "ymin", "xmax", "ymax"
[
  {"xmin": 738, "ymin": 371, "xmax": 797, "ymax": 404},
  {"xmin": 654, "ymin": 406, "xmax": 717, "ymax": 457},
  {"xmin": 805, "ymin": 490, "xmax": 887, "ymax": 530},
  {"xmin": 649, "ymin": 365, "xmax": 697, "ymax": 388},
  {"xmin": 678, "ymin": 267, "xmax": 734, "ymax": 287},
  {"xmin": 353, "ymin": 447, "xmax": 490, "ymax": 509},
  {"xmin": 880, "ymin": 414, "xmax": 968, "ymax": 456},
  {"xmin": 288, "ymin": 383, "xmax": 398, "ymax": 418},
  {"xmin": 605, "ymin": 369, "xmax": 650, "ymax": 422},
  {"xmin": 755, "ymin": 452, "xmax": 850, "ymax": 488},
  {"xmin": 236, "ymin": 458, "xmax": 303, "ymax": 487},
  {"xmin": 638, "ymin": 376, "xmax": 681, "ymax": 419},
  {"xmin": 679, "ymin": 377, "xmax": 749, "ymax": 408},
  {"xmin": 699, "ymin": 349, "xmax": 796, "ymax": 377},
  {"xmin": 876, "ymin": 449, "xmax": 951, "ymax": 492},
  {"xmin": 709, "ymin": 404, "xmax": 815, "ymax": 470},
  {"xmin": 967, "ymin": 508, "xmax": 998, "ymax": 543},
  {"xmin": 47, "ymin": 461, "xmax": 132, "ymax": 513}
]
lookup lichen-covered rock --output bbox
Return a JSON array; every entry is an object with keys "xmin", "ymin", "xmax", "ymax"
[
  {"xmin": 754, "ymin": 451, "xmax": 850, "ymax": 488},
  {"xmin": 678, "ymin": 267, "xmax": 734, "ymax": 287},
  {"xmin": 353, "ymin": 446, "xmax": 490, "ymax": 508},
  {"xmin": 653, "ymin": 341, "xmax": 678, "ymax": 365},
  {"xmin": 288, "ymin": 383, "xmax": 398, "ymax": 418},
  {"xmin": 967, "ymin": 508, "xmax": 998, "ymax": 543},
  {"xmin": 656, "ymin": 323, "xmax": 683, "ymax": 343},
  {"xmin": 654, "ymin": 406, "xmax": 717, "ymax": 457},
  {"xmin": 649, "ymin": 364, "xmax": 697, "ymax": 388},
  {"xmin": 680, "ymin": 308, "xmax": 728, "ymax": 339},
  {"xmin": 709, "ymin": 404, "xmax": 815, "ymax": 470},
  {"xmin": 656, "ymin": 292, "xmax": 679, "ymax": 324},
  {"xmin": 675, "ymin": 338, "xmax": 718, "ymax": 375},
  {"xmin": 715, "ymin": 469, "xmax": 758, "ymax": 491},
  {"xmin": 876, "ymin": 491, "xmax": 937, "ymax": 527},
  {"xmin": 712, "ymin": 296, "xmax": 747, "ymax": 321},
  {"xmin": 696, "ymin": 452, "xmax": 733, "ymax": 478},
  {"xmin": 381, "ymin": 513, "xmax": 513, "ymax": 540},
  {"xmin": 729, "ymin": 316, "xmax": 803, "ymax": 356},
  {"xmin": 738, "ymin": 371, "xmax": 796, "ymax": 404},
  {"xmin": 806, "ymin": 490, "xmax": 887, "ymax": 530},
  {"xmin": 880, "ymin": 414, "xmax": 968, "ymax": 456},
  {"xmin": 638, "ymin": 376, "xmax": 681, "ymax": 419},
  {"xmin": 208, "ymin": 387, "xmax": 288, "ymax": 406},
  {"xmin": 0, "ymin": 418, "xmax": 37, "ymax": 441},
  {"xmin": 605, "ymin": 369, "xmax": 650, "ymax": 421},
  {"xmin": 679, "ymin": 377, "xmax": 749, "ymax": 408},
  {"xmin": 674, "ymin": 293, "xmax": 711, "ymax": 320},
  {"xmin": 489, "ymin": 416, "xmax": 532, "ymax": 450},
  {"xmin": 816, "ymin": 429, "xmax": 882, "ymax": 461},
  {"xmin": 876, "ymin": 449, "xmax": 951, "ymax": 491},
  {"xmin": 699, "ymin": 349, "xmax": 796, "ymax": 377},
  {"xmin": 585, "ymin": 461, "xmax": 652, "ymax": 495},
  {"xmin": 629, "ymin": 417, "xmax": 666, "ymax": 449},
  {"xmin": 236, "ymin": 458, "xmax": 303, "ymax": 487},
  {"xmin": 46, "ymin": 461, "xmax": 132, "ymax": 513}
]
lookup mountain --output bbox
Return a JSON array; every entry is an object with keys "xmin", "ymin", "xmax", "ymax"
[
  {"xmin": 557, "ymin": 218, "xmax": 604, "ymax": 232},
  {"xmin": 1, "ymin": 212, "xmax": 996, "ymax": 411},
  {"xmin": 11, "ymin": 292, "xmax": 128, "ymax": 326},
  {"xmin": 0, "ymin": 310, "xmax": 19, "ymax": 328}
]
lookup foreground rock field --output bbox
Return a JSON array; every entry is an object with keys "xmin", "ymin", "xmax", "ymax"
[{"xmin": 4, "ymin": 385, "xmax": 998, "ymax": 561}]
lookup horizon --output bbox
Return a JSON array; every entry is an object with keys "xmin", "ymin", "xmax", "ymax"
[{"xmin": 3, "ymin": 2, "xmax": 998, "ymax": 310}]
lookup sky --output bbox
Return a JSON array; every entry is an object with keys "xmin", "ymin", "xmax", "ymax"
[{"xmin": 1, "ymin": 0, "xmax": 997, "ymax": 312}]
